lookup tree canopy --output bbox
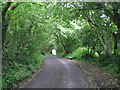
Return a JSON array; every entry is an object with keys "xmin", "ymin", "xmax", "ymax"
[{"xmin": 2, "ymin": 2, "xmax": 120, "ymax": 89}]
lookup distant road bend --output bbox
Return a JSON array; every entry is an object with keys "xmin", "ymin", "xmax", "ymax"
[{"xmin": 26, "ymin": 56, "xmax": 89, "ymax": 88}]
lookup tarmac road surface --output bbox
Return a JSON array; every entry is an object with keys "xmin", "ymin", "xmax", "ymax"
[{"xmin": 26, "ymin": 56, "xmax": 89, "ymax": 88}]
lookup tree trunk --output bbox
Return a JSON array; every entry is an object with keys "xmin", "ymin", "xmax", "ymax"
[
  {"xmin": 104, "ymin": 30, "xmax": 111, "ymax": 57},
  {"xmin": 2, "ymin": 2, "xmax": 11, "ymax": 49},
  {"xmin": 2, "ymin": 2, "xmax": 20, "ymax": 49},
  {"xmin": 104, "ymin": 42, "xmax": 110, "ymax": 57},
  {"xmin": 113, "ymin": 32, "xmax": 118, "ymax": 54}
]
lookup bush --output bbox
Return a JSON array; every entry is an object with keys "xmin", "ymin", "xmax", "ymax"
[
  {"xmin": 81, "ymin": 53, "xmax": 95, "ymax": 60},
  {"xmin": 97, "ymin": 54, "xmax": 120, "ymax": 67},
  {"xmin": 57, "ymin": 52, "xmax": 66, "ymax": 57},
  {"xmin": 2, "ymin": 54, "xmax": 44, "ymax": 89},
  {"xmin": 96, "ymin": 54, "xmax": 120, "ymax": 78},
  {"xmin": 66, "ymin": 47, "xmax": 96, "ymax": 60},
  {"xmin": 66, "ymin": 47, "xmax": 120, "ymax": 78}
]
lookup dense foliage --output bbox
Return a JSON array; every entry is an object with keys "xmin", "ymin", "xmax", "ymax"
[{"xmin": 2, "ymin": 2, "xmax": 120, "ymax": 89}]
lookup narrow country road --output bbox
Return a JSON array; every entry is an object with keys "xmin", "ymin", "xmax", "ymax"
[{"xmin": 26, "ymin": 56, "xmax": 89, "ymax": 88}]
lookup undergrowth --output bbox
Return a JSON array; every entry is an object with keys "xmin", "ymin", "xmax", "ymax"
[
  {"xmin": 66, "ymin": 48, "xmax": 120, "ymax": 79},
  {"xmin": 2, "ymin": 54, "xmax": 44, "ymax": 89}
]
